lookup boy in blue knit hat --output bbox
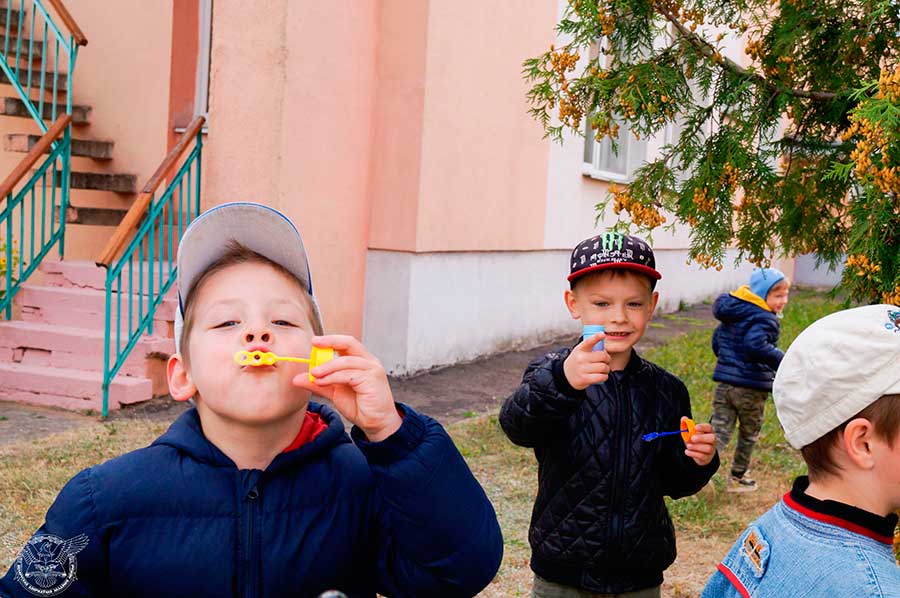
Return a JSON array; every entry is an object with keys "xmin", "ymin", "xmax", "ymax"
[{"xmin": 710, "ymin": 267, "xmax": 790, "ymax": 492}]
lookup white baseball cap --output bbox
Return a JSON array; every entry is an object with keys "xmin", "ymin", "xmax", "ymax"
[
  {"xmin": 773, "ymin": 304, "xmax": 900, "ymax": 449},
  {"xmin": 173, "ymin": 202, "xmax": 324, "ymax": 353}
]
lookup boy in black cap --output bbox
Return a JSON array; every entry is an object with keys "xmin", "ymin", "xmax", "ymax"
[{"xmin": 500, "ymin": 232, "xmax": 719, "ymax": 597}]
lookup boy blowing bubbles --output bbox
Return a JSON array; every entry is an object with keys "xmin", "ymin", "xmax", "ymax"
[
  {"xmin": 501, "ymin": 233, "xmax": 718, "ymax": 598},
  {"xmin": 2, "ymin": 202, "xmax": 502, "ymax": 598}
]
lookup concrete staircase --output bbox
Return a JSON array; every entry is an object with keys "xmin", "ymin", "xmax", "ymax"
[
  {"xmin": 0, "ymin": 86, "xmax": 138, "ymax": 232},
  {"xmin": 0, "ymin": 2, "xmax": 171, "ymax": 413},
  {"xmin": 0, "ymin": 260, "xmax": 176, "ymax": 412}
]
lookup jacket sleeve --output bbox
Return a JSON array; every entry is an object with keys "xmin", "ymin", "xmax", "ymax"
[
  {"xmin": 744, "ymin": 317, "xmax": 784, "ymax": 370},
  {"xmin": 355, "ymin": 404, "xmax": 503, "ymax": 598},
  {"xmin": 0, "ymin": 469, "xmax": 108, "ymax": 597},
  {"xmin": 498, "ymin": 349, "xmax": 585, "ymax": 448},
  {"xmin": 659, "ymin": 378, "xmax": 719, "ymax": 499}
]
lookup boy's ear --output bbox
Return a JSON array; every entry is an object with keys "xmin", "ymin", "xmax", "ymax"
[
  {"xmin": 167, "ymin": 353, "xmax": 196, "ymax": 402},
  {"xmin": 564, "ymin": 289, "xmax": 581, "ymax": 320},
  {"xmin": 841, "ymin": 418, "xmax": 877, "ymax": 470},
  {"xmin": 649, "ymin": 290, "xmax": 659, "ymax": 315}
]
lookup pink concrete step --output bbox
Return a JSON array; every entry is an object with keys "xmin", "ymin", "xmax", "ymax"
[
  {"xmin": 0, "ymin": 320, "xmax": 173, "ymax": 376},
  {"xmin": 15, "ymin": 284, "xmax": 177, "ymax": 331},
  {"xmin": 0, "ymin": 362, "xmax": 152, "ymax": 412},
  {"xmin": 40, "ymin": 260, "xmax": 178, "ymax": 296}
]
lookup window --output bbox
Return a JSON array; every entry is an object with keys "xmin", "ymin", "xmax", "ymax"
[{"xmin": 582, "ymin": 115, "xmax": 648, "ymax": 182}]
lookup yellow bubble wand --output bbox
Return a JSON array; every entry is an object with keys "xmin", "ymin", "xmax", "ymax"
[{"xmin": 234, "ymin": 347, "xmax": 335, "ymax": 382}]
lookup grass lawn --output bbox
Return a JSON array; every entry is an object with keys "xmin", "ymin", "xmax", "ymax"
[{"xmin": 0, "ymin": 289, "xmax": 896, "ymax": 596}]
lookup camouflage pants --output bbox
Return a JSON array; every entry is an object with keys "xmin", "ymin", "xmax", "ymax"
[{"xmin": 711, "ymin": 383, "xmax": 768, "ymax": 478}]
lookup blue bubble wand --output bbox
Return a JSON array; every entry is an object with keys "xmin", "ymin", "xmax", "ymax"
[
  {"xmin": 641, "ymin": 428, "xmax": 688, "ymax": 442},
  {"xmin": 642, "ymin": 418, "xmax": 696, "ymax": 443}
]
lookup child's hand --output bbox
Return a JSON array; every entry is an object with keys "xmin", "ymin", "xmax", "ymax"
[
  {"xmin": 563, "ymin": 333, "xmax": 610, "ymax": 390},
  {"xmin": 292, "ymin": 335, "xmax": 403, "ymax": 442},
  {"xmin": 684, "ymin": 421, "xmax": 717, "ymax": 466}
]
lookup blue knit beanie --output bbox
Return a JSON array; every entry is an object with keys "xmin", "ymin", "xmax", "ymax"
[{"xmin": 749, "ymin": 267, "xmax": 786, "ymax": 299}]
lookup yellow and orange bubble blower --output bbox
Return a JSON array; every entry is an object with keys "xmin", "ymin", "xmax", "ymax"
[
  {"xmin": 233, "ymin": 347, "xmax": 335, "ymax": 382},
  {"xmin": 641, "ymin": 416, "xmax": 696, "ymax": 443}
]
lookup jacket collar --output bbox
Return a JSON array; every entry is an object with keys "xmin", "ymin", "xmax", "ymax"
[
  {"xmin": 152, "ymin": 402, "xmax": 350, "ymax": 471},
  {"xmin": 608, "ymin": 348, "xmax": 648, "ymax": 377},
  {"xmin": 730, "ymin": 285, "xmax": 772, "ymax": 312},
  {"xmin": 784, "ymin": 476, "xmax": 898, "ymax": 544}
]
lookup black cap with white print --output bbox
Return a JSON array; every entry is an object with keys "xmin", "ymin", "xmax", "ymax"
[{"xmin": 568, "ymin": 232, "xmax": 661, "ymax": 285}]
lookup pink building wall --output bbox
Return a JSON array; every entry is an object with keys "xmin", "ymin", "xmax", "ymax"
[
  {"xmin": 369, "ymin": 0, "xmax": 557, "ymax": 253},
  {"xmin": 367, "ymin": 0, "xmax": 428, "ymax": 252},
  {"xmin": 204, "ymin": 1, "xmax": 557, "ymax": 335},
  {"xmin": 415, "ymin": 0, "xmax": 555, "ymax": 251},
  {"xmin": 203, "ymin": 0, "xmax": 377, "ymax": 337}
]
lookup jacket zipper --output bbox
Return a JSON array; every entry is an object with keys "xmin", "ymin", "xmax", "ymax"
[
  {"xmin": 608, "ymin": 375, "xmax": 622, "ymax": 550},
  {"xmin": 609, "ymin": 374, "xmax": 629, "ymax": 551},
  {"xmin": 617, "ymin": 374, "xmax": 631, "ymax": 549},
  {"xmin": 242, "ymin": 475, "xmax": 260, "ymax": 598}
]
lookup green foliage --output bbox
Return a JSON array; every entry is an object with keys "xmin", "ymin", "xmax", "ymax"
[
  {"xmin": 525, "ymin": 0, "xmax": 900, "ymax": 303},
  {"xmin": 0, "ymin": 239, "xmax": 20, "ymax": 305}
]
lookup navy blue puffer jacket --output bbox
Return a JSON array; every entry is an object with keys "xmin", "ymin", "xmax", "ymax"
[
  {"xmin": 499, "ymin": 349, "xmax": 718, "ymax": 594},
  {"xmin": 1, "ymin": 403, "xmax": 503, "ymax": 598},
  {"xmin": 712, "ymin": 286, "xmax": 784, "ymax": 391}
]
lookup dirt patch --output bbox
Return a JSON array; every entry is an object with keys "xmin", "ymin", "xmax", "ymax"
[
  {"xmin": 0, "ymin": 302, "xmax": 717, "ymax": 445},
  {"xmin": 0, "ymin": 403, "xmax": 97, "ymax": 447}
]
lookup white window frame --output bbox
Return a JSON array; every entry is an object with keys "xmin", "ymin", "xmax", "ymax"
[
  {"xmin": 582, "ymin": 116, "xmax": 648, "ymax": 183},
  {"xmin": 580, "ymin": 35, "xmax": 649, "ymax": 183},
  {"xmin": 194, "ymin": 0, "xmax": 213, "ymax": 120},
  {"xmin": 176, "ymin": 0, "xmax": 212, "ymax": 135}
]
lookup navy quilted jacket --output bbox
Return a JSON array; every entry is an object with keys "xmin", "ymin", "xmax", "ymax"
[
  {"xmin": 499, "ymin": 349, "xmax": 718, "ymax": 594},
  {"xmin": 712, "ymin": 287, "xmax": 784, "ymax": 391},
  {"xmin": 1, "ymin": 403, "xmax": 503, "ymax": 598}
]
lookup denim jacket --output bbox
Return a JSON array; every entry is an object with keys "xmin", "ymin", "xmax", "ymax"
[{"xmin": 702, "ymin": 477, "xmax": 900, "ymax": 598}]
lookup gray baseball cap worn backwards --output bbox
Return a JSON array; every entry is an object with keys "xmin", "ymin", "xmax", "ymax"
[{"xmin": 173, "ymin": 202, "xmax": 325, "ymax": 353}]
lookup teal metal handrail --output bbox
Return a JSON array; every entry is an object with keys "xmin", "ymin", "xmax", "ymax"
[
  {"xmin": 99, "ymin": 118, "xmax": 204, "ymax": 416},
  {"xmin": 0, "ymin": 0, "xmax": 86, "ymax": 134},
  {"xmin": 0, "ymin": 0, "xmax": 85, "ymax": 318},
  {"xmin": 0, "ymin": 113, "xmax": 71, "ymax": 318}
]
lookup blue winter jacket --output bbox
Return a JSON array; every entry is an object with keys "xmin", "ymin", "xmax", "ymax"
[
  {"xmin": 0, "ymin": 403, "xmax": 503, "ymax": 598},
  {"xmin": 711, "ymin": 286, "xmax": 784, "ymax": 391}
]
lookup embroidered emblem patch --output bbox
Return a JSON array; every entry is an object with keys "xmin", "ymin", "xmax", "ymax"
[
  {"xmin": 740, "ymin": 528, "xmax": 770, "ymax": 578},
  {"xmin": 14, "ymin": 534, "xmax": 89, "ymax": 596},
  {"xmin": 886, "ymin": 309, "xmax": 900, "ymax": 333}
]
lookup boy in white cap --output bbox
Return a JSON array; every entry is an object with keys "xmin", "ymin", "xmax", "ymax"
[
  {"xmin": 710, "ymin": 267, "xmax": 791, "ymax": 492},
  {"xmin": 1, "ymin": 202, "xmax": 503, "ymax": 598},
  {"xmin": 702, "ymin": 304, "xmax": 900, "ymax": 597}
]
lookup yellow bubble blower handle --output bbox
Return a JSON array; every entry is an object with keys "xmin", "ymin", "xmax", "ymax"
[{"xmin": 233, "ymin": 347, "xmax": 335, "ymax": 382}]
